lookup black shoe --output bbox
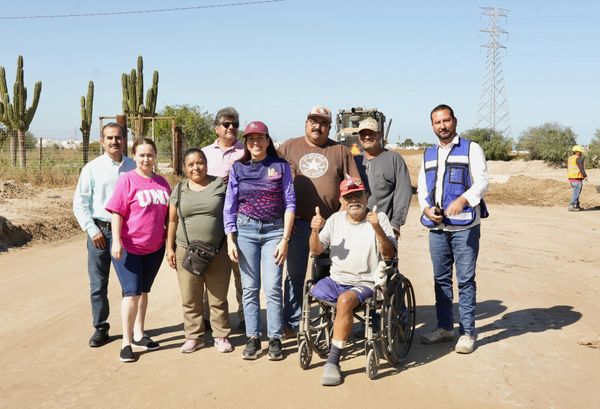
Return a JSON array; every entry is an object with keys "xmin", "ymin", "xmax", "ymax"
[
  {"xmin": 89, "ymin": 327, "xmax": 109, "ymax": 347},
  {"xmin": 119, "ymin": 345, "xmax": 135, "ymax": 362},
  {"xmin": 132, "ymin": 335, "xmax": 160, "ymax": 351},
  {"xmin": 268, "ymin": 338, "xmax": 284, "ymax": 361},
  {"xmin": 242, "ymin": 337, "xmax": 261, "ymax": 360}
]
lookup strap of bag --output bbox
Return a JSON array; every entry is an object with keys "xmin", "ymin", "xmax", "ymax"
[
  {"xmin": 176, "ymin": 182, "xmax": 191, "ymax": 246},
  {"xmin": 176, "ymin": 180, "xmax": 226, "ymax": 251}
]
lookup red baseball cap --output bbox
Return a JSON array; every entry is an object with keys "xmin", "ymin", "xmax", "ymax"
[
  {"xmin": 339, "ymin": 178, "xmax": 365, "ymax": 197},
  {"xmin": 243, "ymin": 121, "xmax": 269, "ymax": 137}
]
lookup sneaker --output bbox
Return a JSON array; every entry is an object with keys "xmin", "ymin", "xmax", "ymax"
[
  {"xmin": 268, "ymin": 338, "xmax": 284, "ymax": 361},
  {"xmin": 420, "ymin": 327, "xmax": 455, "ymax": 345},
  {"xmin": 89, "ymin": 327, "xmax": 109, "ymax": 348},
  {"xmin": 242, "ymin": 337, "xmax": 261, "ymax": 360},
  {"xmin": 132, "ymin": 335, "xmax": 160, "ymax": 351},
  {"xmin": 119, "ymin": 345, "xmax": 135, "ymax": 362},
  {"xmin": 180, "ymin": 339, "xmax": 204, "ymax": 354},
  {"xmin": 321, "ymin": 363, "xmax": 342, "ymax": 386},
  {"xmin": 455, "ymin": 334, "xmax": 476, "ymax": 354},
  {"xmin": 214, "ymin": 337, "xmax": 233, "ymax": 353}
]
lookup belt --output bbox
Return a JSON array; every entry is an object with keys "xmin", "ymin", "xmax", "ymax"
[{"xmin": 94, "ymin": 219, "xmax": 112, "ymax": 229}]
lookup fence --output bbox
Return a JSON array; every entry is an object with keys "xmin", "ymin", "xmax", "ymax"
[{"xmin": 0, "ymin": 128, "xmax": 180, "ymax": 171}]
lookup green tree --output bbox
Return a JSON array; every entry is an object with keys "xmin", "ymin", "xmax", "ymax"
[
  {"xmin": 460, "ymin": 128, "xmax": 513, "ymax": 161},
  {"xmin": 402, "ymin": 138, "xmax": 415, "ymax": 147},
  {"xmin": 587, "ymin": 128, "xmax": 600, "ymax": 168},
  {"xmin": 153, "ymin": 105, "xmax": 215, "ymax": 156},
  {"xmin": 517, "ymin": 122, "xmax": 577, "ymax": 165}
]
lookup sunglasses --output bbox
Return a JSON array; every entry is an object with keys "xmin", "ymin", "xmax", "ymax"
[{"xmin": 221, "ymin": 121, "xmax": 239, "ymax": 129}]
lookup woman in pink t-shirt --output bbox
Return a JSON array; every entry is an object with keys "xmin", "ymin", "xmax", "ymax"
[{"xmin": 106, "ymin": 138, "xmax": 171, "ymax": 363}]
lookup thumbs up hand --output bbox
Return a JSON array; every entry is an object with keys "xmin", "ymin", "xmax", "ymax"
[
  {"xmin": 311, "ymin": 206, "xmax": 326, "ymax": 231},
  {"xmin": 366, "ymin": 205, "xmax": 380, "ymax": 227}
]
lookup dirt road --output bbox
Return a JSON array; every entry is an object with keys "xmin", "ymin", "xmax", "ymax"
[{"xmin": 1, "ymin": 204, "xmax": 599, "ymax": 409}]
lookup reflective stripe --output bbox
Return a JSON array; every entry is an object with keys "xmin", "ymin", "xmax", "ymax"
[
  {"xmin": 447, "ymin": 155, "xmax": 469, "ymax": 164},
  {"xmin": 447, "ymin": 211, "xmax": 475, "ymax": 221},
  {"xmin": 424, "ymin": 159, "xmax": 437, "ymax": 169}
]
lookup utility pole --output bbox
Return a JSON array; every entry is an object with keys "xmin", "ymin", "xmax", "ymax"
[{"xmin": 477, "ymin": 7, "xmax": 511, "ymax": 137}]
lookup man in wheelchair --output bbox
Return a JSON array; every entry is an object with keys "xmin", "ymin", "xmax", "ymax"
[{"xmin": 309, "ymin": 178, "xmax": 397, "ymax": 386}]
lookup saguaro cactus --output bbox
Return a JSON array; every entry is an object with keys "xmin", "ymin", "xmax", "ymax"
[
  {"xmin": 0, "ymin": 56, "xmax": 42, "ymax": 168},
  {"xmin": 80, "ymin": 81, "xmax": 94, "ymax": 164},
  {"xmin": 121, "ymin": 56, "xmax": 158, "ymax": 138}
]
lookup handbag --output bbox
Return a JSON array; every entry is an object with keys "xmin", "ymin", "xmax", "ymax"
[{"xmin": 176, "ymin": 182, "xmax": 224, "ymax": 276}]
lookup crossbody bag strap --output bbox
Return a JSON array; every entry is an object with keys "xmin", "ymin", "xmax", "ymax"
[{"xmin": 176, "ymin": 181, "xmax": 191, "ymax": 246}]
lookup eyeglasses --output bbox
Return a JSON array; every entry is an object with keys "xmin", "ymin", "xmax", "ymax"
[
  {"xmin": 220, "ymin": 121, "xmax": 239, "ymax": 129},
  {"xmin": 308, "ymin": 118, "xmax": 329, "ymax": 128}
]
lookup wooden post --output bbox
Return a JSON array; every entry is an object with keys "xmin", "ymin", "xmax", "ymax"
[
  {"xmin": 116, "ymin": 115, "xmax": 128, "ymax": 157},
  {"xmin": 38, "ymin": 137, "xmax": 42, "ymax": 170},
  {"xmin": 173, "ymin": 125, "xmax": 183, "ymax": 176}
]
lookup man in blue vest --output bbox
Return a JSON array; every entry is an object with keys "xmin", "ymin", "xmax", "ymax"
[{"xmin": 417, "ymin": 104, "xmax": 489, "ymax": 354}]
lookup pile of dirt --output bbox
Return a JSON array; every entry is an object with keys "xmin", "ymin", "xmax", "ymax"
[
  {"xmin": 487, "ymin": 176, "xmax": 572, "ymax": 206},
  {"xmin": 0, "ymin": 185, "xmax": 80, "ymax": 251},
  {"xmin": 0, "ymin": 181, "xmax": 35, "ymax": 203},
  {"xmin": 0, "ymin": 216, "xmax": 32, "ymax": 251}
]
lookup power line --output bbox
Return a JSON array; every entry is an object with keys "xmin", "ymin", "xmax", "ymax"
[
  {"xmin": 0, "ymin": 0, "xmax": 285, "ymax": 20},
  {"xmin": 476, "ymin": 7, "xmax": 511, "ymax": 138}
]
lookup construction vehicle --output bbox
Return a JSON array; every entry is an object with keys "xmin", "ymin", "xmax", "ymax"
[{"xmin": 335, "ymin": 107, "xmax": 391, "ymax": 155}]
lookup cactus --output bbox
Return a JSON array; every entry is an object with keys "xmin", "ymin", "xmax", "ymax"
[
  {"xmin": 0, "ymin": 55, "xmax": 42, "ymax": 168},
  {"xmin": 121, "ymin": 56, "xmax": 159, "ymax": 138},
  {"xmin": 80, "ymin": 81, "xmax": 94, "ymax": 164}
]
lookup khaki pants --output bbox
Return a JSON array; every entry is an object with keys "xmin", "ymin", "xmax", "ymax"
[
  {"xmin": 176, "ymin": 246, "xmax": 231, "ymax": 339},
  {"xmin": 203, "ymin": 247, "xmax": 244, "ymax": 322}
]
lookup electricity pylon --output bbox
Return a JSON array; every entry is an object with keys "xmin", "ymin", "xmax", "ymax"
[{"xmin": 477, "ymin": 7, "xmax": 511, "ymax": 137}]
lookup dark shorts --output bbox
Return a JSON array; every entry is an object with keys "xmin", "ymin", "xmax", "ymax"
[
  {"xmin": 310, "ymin": 276, "xmax": 373, "ymax": 305},
  {"xmin": 113, "ymin": 246, "xmax": 165, "ymax": 296}
]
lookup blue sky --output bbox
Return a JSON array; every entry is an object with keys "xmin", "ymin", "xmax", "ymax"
[{"xmin": 1, "ymin": 0, "xmax": 599, "ymax": 144}]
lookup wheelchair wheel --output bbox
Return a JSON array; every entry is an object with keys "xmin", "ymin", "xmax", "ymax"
[
  {"xmin": 366, "ymin": 347, "xmax": 379, "ymax": 380},
  {"xmin": 383, "ymin": 276, "xmax": 416, "ymax": 364},
  {"xmin": 308, "ymin": 305, "xmax": 333, "ymax": 357},
  {"xmin": 298, "ymin": 338, "xmax": 312, "ymax": 369}
]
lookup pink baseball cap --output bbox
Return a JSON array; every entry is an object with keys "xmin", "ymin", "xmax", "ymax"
[
  {"xmin": 339, "ymin": 178, "xmax": 365, "ymax": 197},
  {"xmin": 307, "ymin": 106, "xmax": 332, "ymax": 123},
  {"xmin": 243, "ymin": 121, "xmax": 269, "ymax": 137}
]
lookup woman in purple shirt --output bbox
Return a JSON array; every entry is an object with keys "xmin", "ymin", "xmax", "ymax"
[{"xmin": 224, "ymin": 121, "xmax": 295, "ymax": 361}]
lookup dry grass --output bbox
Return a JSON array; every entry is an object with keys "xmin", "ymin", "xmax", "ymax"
[{"xmin": 0, "ymin": 164, "xmax": 81, "ymax": 187}]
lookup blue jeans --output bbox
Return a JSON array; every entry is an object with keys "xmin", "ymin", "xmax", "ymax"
[
  {"xmin": 570, "ymin": 180, "xmax": 583, "ymax": 207},
  {"xmin": 283, "ymin": 218, "xmax": 311, "ymax": 331},
  {"xmin": 87, "ymin": 224, "xmax": 113, "ymax": 330},
  {"xmin": 429, "ymin": 225, "xmax": 480, "ymax": 335},
  {"xmin": 236, "ymin": 214, "xmax": 284, "ymax": 339}
]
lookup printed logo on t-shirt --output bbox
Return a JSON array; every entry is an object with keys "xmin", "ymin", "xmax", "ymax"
[
  {"xmin": 136, "ymin": 189, "xmax": 170, "ymax": 207},
  {"xmin": 267, "ymin": 167, "xmax": 281, "ymax": 180},
  {"xmin": 299, "ymin": 153, "xmax": 328, "ymax": 178}
]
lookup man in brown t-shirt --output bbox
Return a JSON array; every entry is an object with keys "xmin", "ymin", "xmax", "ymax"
[{"xmin": 278, "ymin": 106, "xmax": 360, "ymax": 335}]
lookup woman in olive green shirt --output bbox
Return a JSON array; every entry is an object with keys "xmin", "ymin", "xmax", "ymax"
[{"xmin": 166, "ymin": 148, "xmax": 233, "ymax": 353}]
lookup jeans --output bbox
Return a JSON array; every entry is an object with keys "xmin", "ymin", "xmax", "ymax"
[
  {"xmin": 86, "ymin": 224, "xmax": 113, "ymax": 330},
  {"xmin": 428, "ymin": 225, "xmax": 480, "ymax": 335},
  {"xmin": 283, "ymin": 218, "xmax": 311, "ymax": 331},
  {"xmin": 236, "ymin": 214, "xmax": 284, "ymax": 339},
  {"xmin": 113, "ymin": 246, "xmax": 165, "ymax": 296},
  {"xmin": 570, "ymin": 180, "xmax": 583, "ymax": 207}
]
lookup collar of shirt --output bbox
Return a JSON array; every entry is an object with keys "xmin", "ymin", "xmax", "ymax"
[
  {"xmin": 437, "ymin": 134, "xmax": 459, "ymax": 149},
  {"xmin": 210, "ymin": 139, "xmax": 244, "ymax": 153}
]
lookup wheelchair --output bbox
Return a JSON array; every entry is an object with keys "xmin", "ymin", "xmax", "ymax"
[{"xmin": 297, "ymin": 253, "xmax": 416, "ymax": 379}]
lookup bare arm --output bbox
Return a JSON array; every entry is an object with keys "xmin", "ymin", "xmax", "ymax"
[
  {"xmin": 110, "ymin": 213, "xmax": 123, "ymax": 260},
  {"xmin": 309, "ymin": 206, "xmax": 325, "ymax": 256},
  {"xmin": 166, "ymin": 203, "xmax": 178, "ymax": 269}
]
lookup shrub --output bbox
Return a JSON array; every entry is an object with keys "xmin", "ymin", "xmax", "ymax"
[
  {"xmin": 460, "ymin": 128, "xmax": 513, "ymax": 161},
  {"xmin": 517, "ymin": 122, "xmax": 577, "ymax": 165}
]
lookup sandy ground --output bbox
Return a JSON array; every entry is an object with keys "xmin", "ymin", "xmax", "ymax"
[{"xmin": 1, "ymin": 202, "xmax": 599, "ymax": 409}]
